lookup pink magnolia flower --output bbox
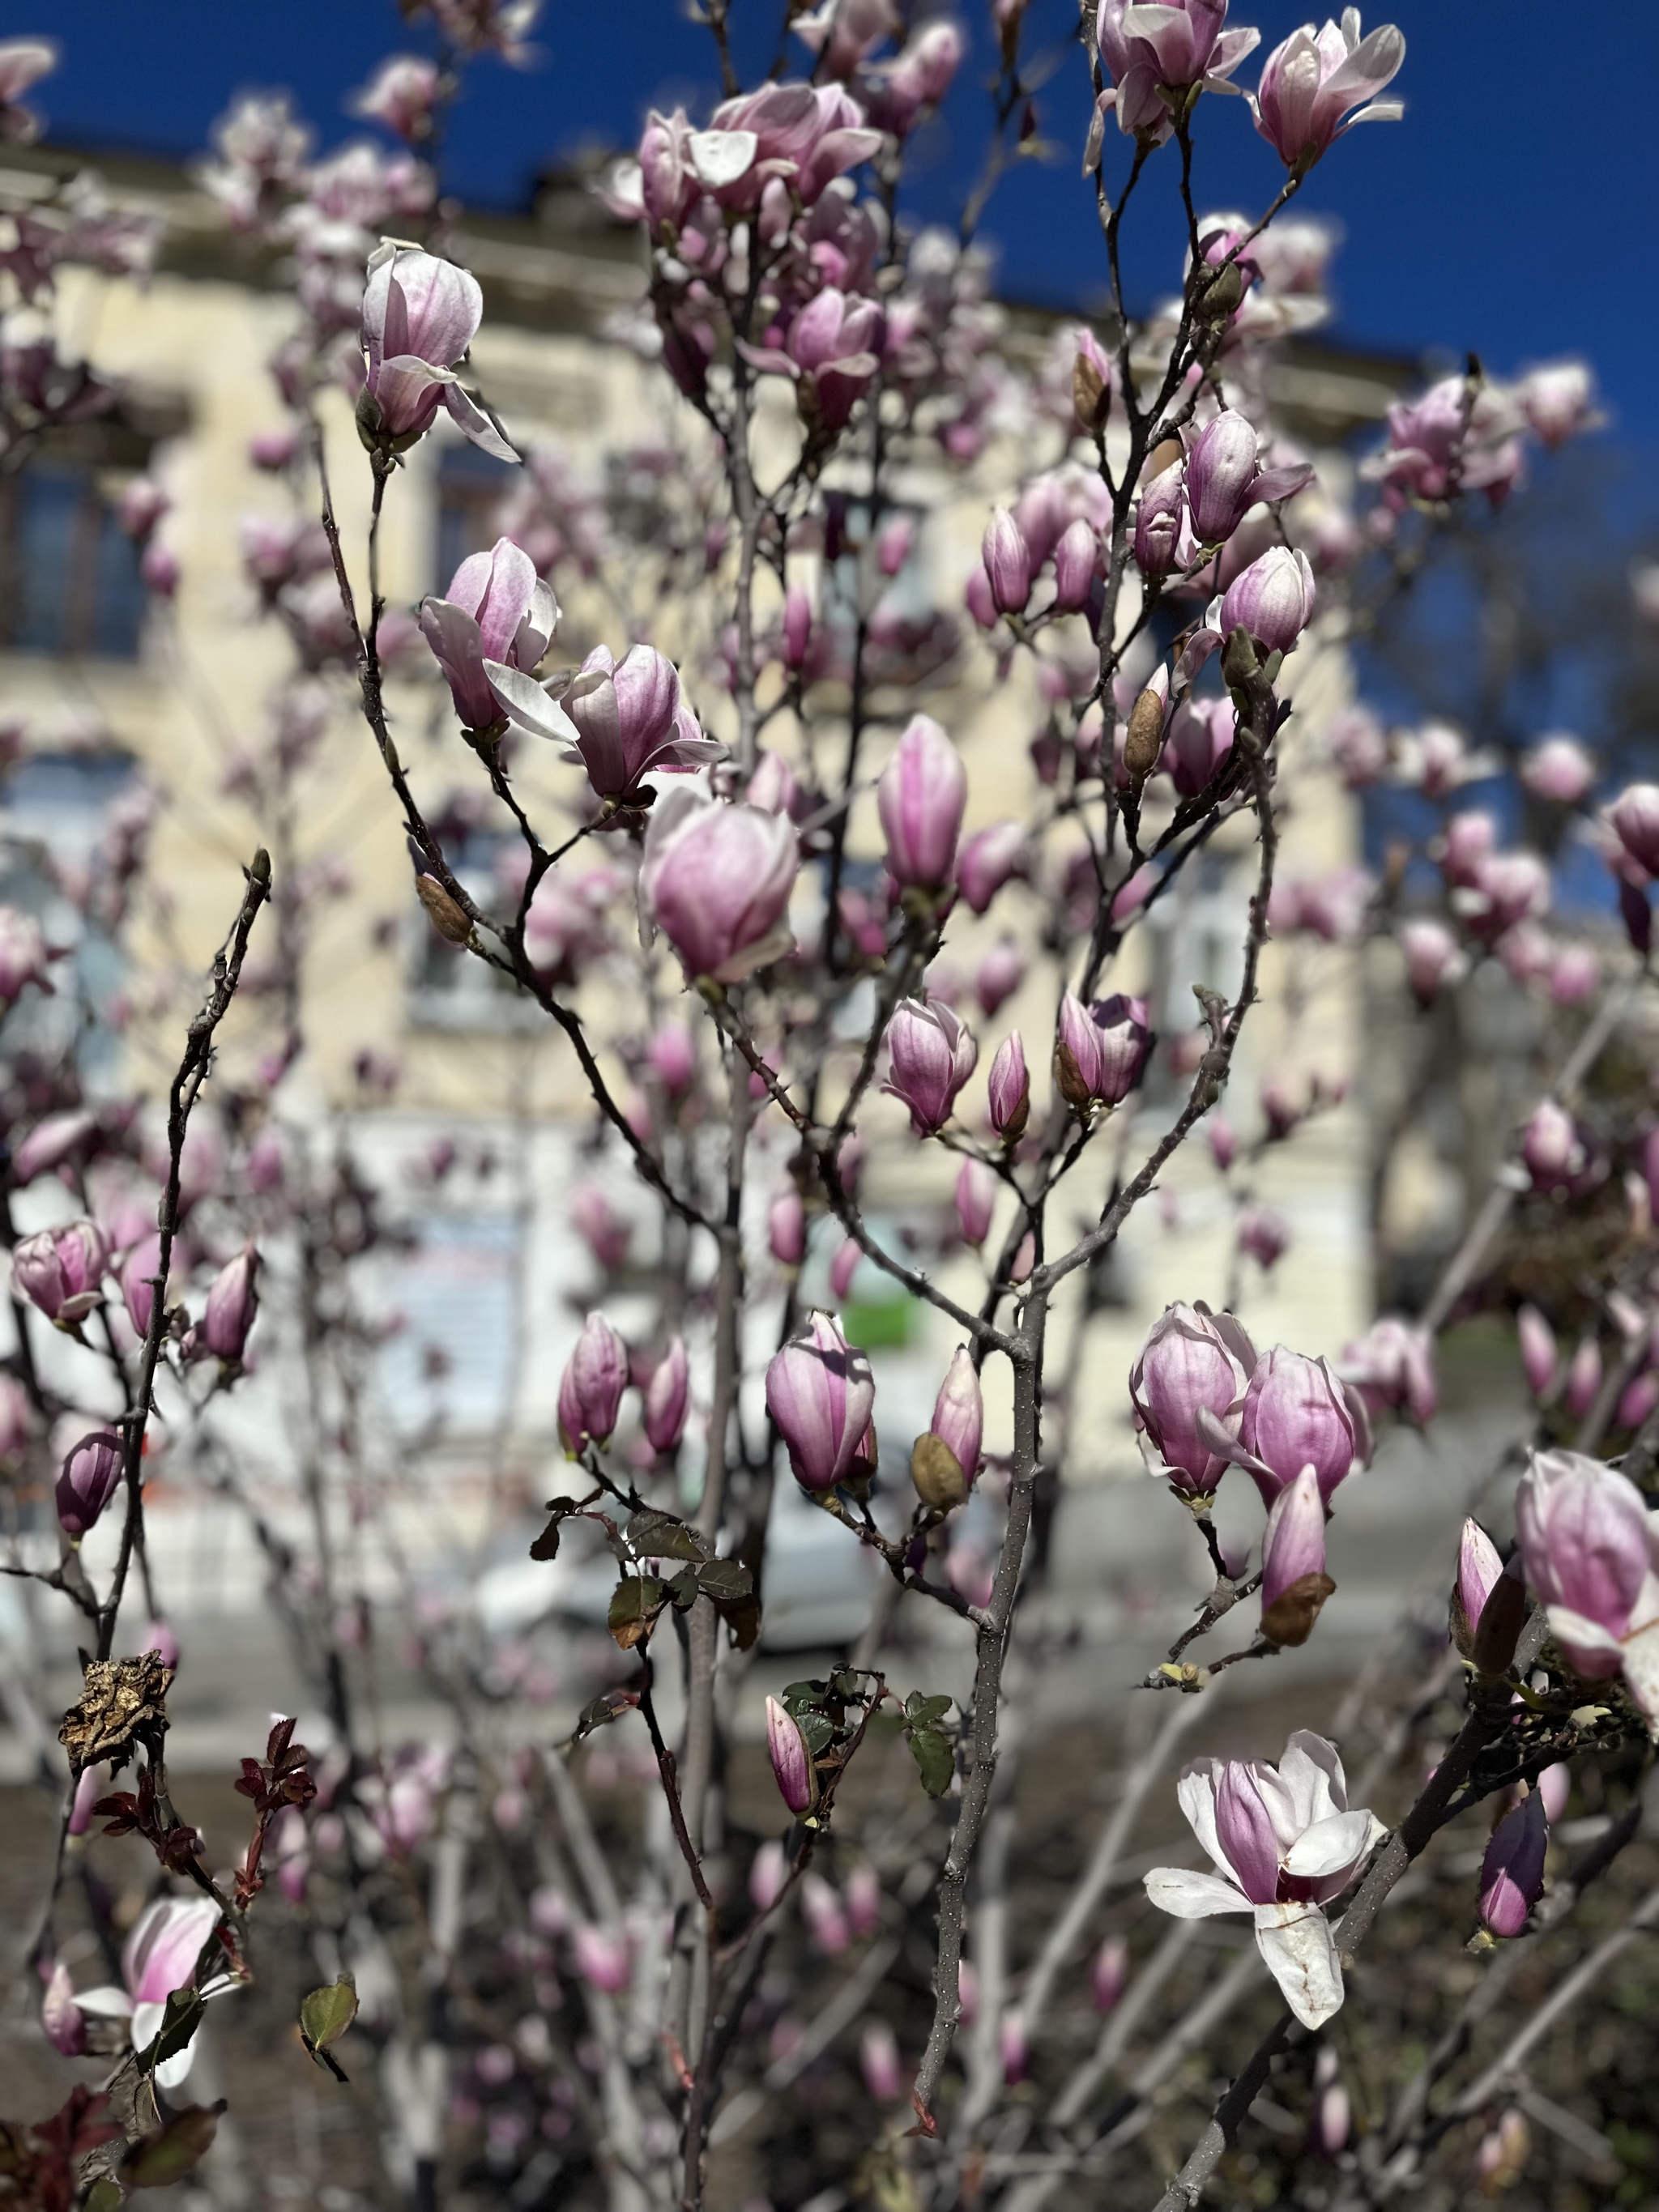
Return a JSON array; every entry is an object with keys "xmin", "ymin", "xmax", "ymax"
[
  {"xmin": 954, "ymin": 1158, "xmax": 996, "ymax": 1247},
  {"xmin": 877, "ymin": 714, "xmax": 967, "ymax": 891},
  {"xmin": 72, "ymin": 1895, "xmax": 226, "ymax": 2090},
  {"xmin": 957, "ymin": 824, "xmax": 1027, "ymax": 916},
  {"xmin": 766, "ymin": 1694, "xmax": 816, "ymax": 1814},
  {"xmin": 642, "ymin": 789, "xmax": 800, "ymax": 982},
  {"xmin": 972, "ymin": 944, "xmax": 1023, "ymax": 1023},
  {"xmin": 1055, "ymin": 991, "xmax": 1150, "ymax": 1110},
  {"xmin": 982, "ymin": 509, "xmax": 1032, "ymax": 616},
  {"xmin": 1517, "ymin": 1305, "xmax": 1559, "ymax": 1400},
  {"xmin": 1164, "ymin": 697, "xmax": 1235, "ymax": 799},
  {"xmin": 1397, "ymin": 918, "xmax": 1465, "ymax": 1005},
  {"xmin": 557, "ymin": 1314, "xmax": 629, "ymax": 1453},
  {"xmin": 1184, "ymin": 411, "xmax": 1313, "ymax": 545},
  {"xmin": 1339, "ymin": 1316, "xmax": 1437, "ymax": 1426},
  {"xmin": 1515, "ymin": 1450, "xmax": 1659, "ymax": 1732},
  {"xmin": 859, "ymin": 2018, "xmax": 904, "ymax": 2102},
  {"xmin": 1052, "ymin": 518, "xmax": 1099, "ymax": 613},
  {"xmin": 709, "ymin": 81, "xmax": 882, "ymax": 209},
  {"xmin": 350, "ymin": 55, "xmax": 440, "ymax": 143},
  {"xmin": 420, "ymin": 538, "xmax": 558, "ymax": 733},
  {"xmin": 0, "ymin": 37, "xmax": 55, "ymax": 143},
  {"xmin": 1610, "ymin": 785, "xmax": 1659, "ymax": 880},
  {"xmin": 572, "ymin": 1924, "xmax": 631, "ymax": 1994},
  {"xmin": 1365, "ymin": 378, "xmax": 1524, "ymax": 505},
  {"xmin": 1201, "ymin": 1345, "xmax": 1370, "ymax": 1507},
  {"xmin": 1248, "ymin": 13, "xmax": 1405, "ymax": 172},
  {"xmin": 358, "ymin": 243, "xmax": 516, "ymax": 461},
  {"xmin": 1143, "ymin": 1732, "xmax": 1384, "ymax": 2028},
  {"xmin": 1213, "ymin": 545, "xmax": 1316, "ymax": 653},
  {"xmin": 1450, "ymin": 1517, "xmax": 1525, "ymax": 1671},
  {"xmin": 1478, "ymin": 1789, "xmax": 1548, "ymax": 1939},
  {"xmin": 1238, "ymin": 1203, "xmax": 1290, "ymax": 1271},
  {"xmin": 1133, "ymin": 460, "xmax": 1185, "ymax": 578},
  {"xmin": 769, "ymin": 1187, "xmax": 806, "ymax": 1267},
  {"xmin": 487, "ymin": 641, "xmax": 723, "ymax": 799},
  {"xmin": 1260, "ymin": 1464, "xmax": 1333, "ymax": 1643},
  {"xmin": 11, "ymin": 1107, "xmax": 96, "ymax": 1185},
  {"xmin": 56, "ymin": 1431, "xmax": 123, "ymax": 1538},
  {"xmin": 1521, "ymin": 733, "xmax": 1594, "ymax": 807},
  {"xmin": 1520, "ymin": 361, "xmax": 1594, "ymax": 449},
  {"xmin": 12, "ymin": 1220, "xmax": 107, "ymax": 1327},
  {"xmin": 1129, "ymin": 1301, "xmax": 1256, "ymax": 1498},
  {"xmin": 1096, "ymin": 1, "xmax": 1261, "ymax": 146},
  {"xmin": 194, "ymin": 1242, "xmax": 258, "ymax": 1363},
  {"xmin": 987, "ymin": 1030, "xmax": 1030, "ymax": 1141},
  {"xmin": 644, "ymin": 1336, "xmax": 689, "ymax": 1453},
  {"xmin": 766, "ymin": 1311, "xmax": 875, "ymax": 1493},
  {"xmin": 882, "ymin": 999, "xmax": 977, "ymax": 1135},
  {"xmin": 928, "ymin": 1347, "xmax": 984, "ymax": 1486},
  {"xmin": 743, "ymin": 286, "xmax": 885, "ymax": 432}
]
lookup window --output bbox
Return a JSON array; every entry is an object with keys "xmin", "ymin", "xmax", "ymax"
[
  {"xmin": 0, "ymin": 751, "xmax": 139, "ymax": 1083},
  {"xmin": 0, "ymin": 462, "xmax": 148, "ymax": 658},
  {"xmin": 433, "ymin": 441, "xmax": 513, "ymax": 590},
  {"xmin": 377, "ymin": 1213, "xmax": 522, "ymax": 1436}
]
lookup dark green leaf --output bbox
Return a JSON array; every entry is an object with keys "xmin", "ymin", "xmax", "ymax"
[
  {"xmin": 695, "ymin": 1558, "xmax": 753, "ymax": 1602},
  {"xmin": 831, "ymin": 1668, "xmax": 862, "ymax": 1700},
  {"xmin": 528, "ymin": 1517, "xmax": 563, "ymax": 1562},
  {"xmin": 134, "ymin": 1988, "xmax": 204, "ymax": 2076},
  {"xmin": 714, "ymin": 1590, "xmax": 761, "ymax": 1651},
  {"xmin": 797, "ymin": 1713, "xmax": 835, "ymax": 1756},
  {"xmin": 783, "ymin": 1680, "xmax": 825, "ymax": 1712},
  {"xmin": 83, "ymin": 2181, "xmax": 124, "ymax": 2212},
  {"xmin": 121, "ymin": 2103, "xmax": 224, "ymax": 2189},
  {"xmin": 905, "ymin": 1693, "xmax": 953, "ymax": 1726},
  {"xmin": 666, "ymin": 1566, "xmax": 701, "ymax": 1611},
  {"xmin": 625, "ymin": 1510, "xmax": 710, "ymax": 1562},
  {"xmin": 907, "ymin": 1724, "xmax": 954, "ymax": 1797},
  {"xmin": 608, "ymin": 1575, "xmax": 665, "ymax": 1650},
  {"xmin": 572, "ymin": 1689, "xmax": 638, "ymax": 1743}
]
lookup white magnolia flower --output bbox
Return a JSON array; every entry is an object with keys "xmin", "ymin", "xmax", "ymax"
[{"xmin": 1143, "ymin": 1730, "xmax": 1384, "ymax": 2028}]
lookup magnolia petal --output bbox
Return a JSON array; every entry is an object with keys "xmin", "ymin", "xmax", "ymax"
[
  {"xmin": 709, "ymin": 917, "xmax": 795, "ymax": 985},
  {"xmin": 443, "ymin": 382, "xmax": 519, "ymax": 464},
  {"xmin": 1620, "ymin": 1617, "xmax": 1659, "ymax": 1740},
  {"xmin": 1252, "ymin": 1901, "xmax": 1345, "ymax": 2028},
  {"xmin": 484, "ymin": 662, "xmax": 580, "ymax": 744},
  {"xmin": 71, "ymin": 1985, "xmax": 134, "ymax": 2020},
  {"xmin": 1282, "ymin": 1806, "xmax": 1378, "ymax": 1882},
  {"xmin": 1143, "ymin": 1865, "xmax": 1251, "ymax": 1919},
  {"xmin": 689, "ymin": 128, "xmax": 757, "ymax": 189}
]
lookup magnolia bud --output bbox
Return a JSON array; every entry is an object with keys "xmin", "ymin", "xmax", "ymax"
[
  {"xmin": 417, "ymin": 873, "xmax": 471, "ymax": 944},
  {"xmin": 1124, "ymin": 686, "xmax": 1166, "ymax": 782}
]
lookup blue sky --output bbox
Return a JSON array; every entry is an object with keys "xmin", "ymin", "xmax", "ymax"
[{"xmin": 6, "ymin": 0, "xmax": 1655, "ymax": 444}]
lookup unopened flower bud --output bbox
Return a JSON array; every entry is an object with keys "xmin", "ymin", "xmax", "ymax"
[
  {"xmin": 1051, "ymin": 518, "xmax": 1098, "ymax": 613},
  {"xmin": 1478, "ymin": 1788, "xmax": 1547, "ymax": 1938},
  {"xmin": 194, "ymin": 1242, "xmax": 258, "ymax": 1364},
  {"xmin": 766, "ymin": 1694, "xmax": 816, "ymax": 1814},
  {"xmin": 769, "ymin": 1187, "xmax": 806, "ymax": 1267},
  {"xmin": 57, "ymin": 1430, "xmax": 124, "ymax": 1538},
  {"xmin": 987, "ymin": 1032, "xmax": 1030, "ymax": 1143},
  {"xmin": 982, "ymin": 509, "xmax": 1032, "ymax": 616},
  {"xmin": 644, "ymin": 1336, "xmax": 689, "ymax": 1453},
  {"xmin": 416, "ymin": 872, "xmax": 472, "ymax": 944},
  {"xmin": 953, "ymin": 1159, "xmax": 996, "ymax": 1247},
  {"xmin": 1124, "ymin": 677, "xmax": 1168, "ymax": 782},
  {"xmin": 1260, "ymin": 1464, "xmax": 1336, "ymax": 1646},
  {"xmin": 557, "ymin": 1313, "xmax": 629, "ymax": 1453},
  {"xmin": 1090, "ymin": 1934, "xmax": 1128, "ymax": 2014}
]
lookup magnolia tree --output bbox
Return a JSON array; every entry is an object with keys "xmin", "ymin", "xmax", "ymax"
[{"xmin": 3, "ymin": 5, "xmax": 1658, "ymax": 2209}]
